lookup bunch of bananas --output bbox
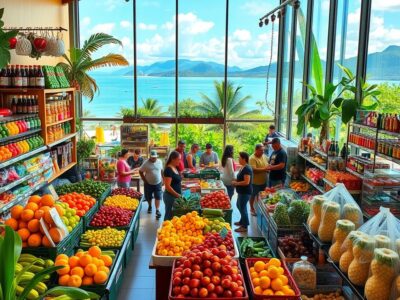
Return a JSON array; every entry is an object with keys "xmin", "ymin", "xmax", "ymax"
[{"xmin": 16, "ymin": 253, "xmax": 54, "ymax": 299}]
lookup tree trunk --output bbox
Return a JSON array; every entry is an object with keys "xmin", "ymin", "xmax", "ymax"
[{"xmin": 319, "ymin": 121, "xmax": 329, "ymax": 144}]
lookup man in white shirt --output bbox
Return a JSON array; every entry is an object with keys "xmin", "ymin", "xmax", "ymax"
[{"xmin": 139, "ymin": 150, "xmax": 163, "ymax": 219}]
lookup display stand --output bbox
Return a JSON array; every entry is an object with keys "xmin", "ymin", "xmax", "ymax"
[{"xmin": 120, "ymin": 124, "xmax": 150, "ymax": 158}]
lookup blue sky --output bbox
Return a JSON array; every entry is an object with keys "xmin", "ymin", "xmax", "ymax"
[{"xmin": 79, "ymin": 0, "xmax": 400, "ymax": 69}]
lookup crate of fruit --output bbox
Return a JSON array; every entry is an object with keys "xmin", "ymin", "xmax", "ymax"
[
  {"xmin": 87, "ymin": 206, "xmax": 135, "ymax": 230},
  {"xmin": 200, "ymin": 191, "xmax": 232, "ymax": 223},
  {"xmin": 236, "ymin": 237, "xmax": 276, "ymax": 259},
  {"xmin": 79, "ymin": 227, "xmax": 128, "ymax": 250},
  {"xmin": 245, "ymin": 258, "xmax": 301, "ymax": 299},
  {"xmin": 168, "ymin": 253, "xmax": 249, "ymax": 299},
  {"xmin": 172, "ymin": 192, "xmax": 201, "ymax": 217},
  {"xmin": 101, "ymin": 194, "xmax": 140, "ymax": 211}
]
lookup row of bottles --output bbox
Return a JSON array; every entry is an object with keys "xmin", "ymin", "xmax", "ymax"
[
  {"xmin": 349, "ymin": 132, "xmax": 400, "ymax": 159},
  {"xmin": 378, "ymin": 114, "xmax": 400, "ymax": 133},
  {"xmin": 11, "ymin": 95, "xmax": 39, "ymax": 114},
  {"xmin": 0, "ymin": 65, "xmax": 45, "ymax": 88},
  {"xmin": 0, "ymin": 116, "xmax": 41, "ymax": 138},
  {"xmin": 328, "ymin": 140, "xmax": 340, "ymax": 157},
  {"xmin": 45, "ymin": 96, "xmax": 71, "ymax": 124},
  {"xmin": 47, "ymin": 123, "xmax": 72, "ymax": 143}
]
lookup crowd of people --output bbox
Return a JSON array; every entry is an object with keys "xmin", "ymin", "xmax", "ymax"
[{"xmin": 115, "ymin": 124, "xmax": 287, "ymax": 233}]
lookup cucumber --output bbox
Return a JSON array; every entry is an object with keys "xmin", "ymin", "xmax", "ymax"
[{"xmin": 202, "ymin": 208, "xmax": 223, "ymax": 217}]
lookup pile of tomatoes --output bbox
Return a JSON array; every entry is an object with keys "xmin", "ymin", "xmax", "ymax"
[
  {"xmin": 191, "ymin": 232, "xmax": 235, "ymax": 257},
  {"xmin": 59, "ymin": 192, "xmax": 96, "ymax": 217},
  {"xmin": 200, "ymin": 191, "xmax": 231, "ymax": 209},
  {"xmin": 171, "ymin": 249, "xmax": 246, "ymax": 298}
]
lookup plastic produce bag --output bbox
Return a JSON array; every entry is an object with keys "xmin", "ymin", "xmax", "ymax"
[
  {"xmin": 339, "ymin": 230, "xmax": 367, "ymax": 273},
  {"xmin": 292, "ymin": 256, "xmax": 317, "ymax": 289},
  {"xmin": 0, "ymin": 168, "xmax": 8, "ymax": 187},
  {"xmin": 307, "ymin": 195, "xmax": 326, "ymax": 234}
]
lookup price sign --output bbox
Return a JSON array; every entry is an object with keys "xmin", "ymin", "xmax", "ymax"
[
  {"xmin": 182, "ymin": 189, "xmax": 191, "ymax": 199},
  {"xmin": 47, "ymin": 185, "xmax": 59, "ymax": 201},
  {"xmin": 219, "ymin": 227, "xmax": 228, "ymax": 239}
]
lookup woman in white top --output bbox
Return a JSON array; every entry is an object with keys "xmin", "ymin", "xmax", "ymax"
[{"xmin": 221, "ymin": 145, "xmax": 236, "ymax": 199}]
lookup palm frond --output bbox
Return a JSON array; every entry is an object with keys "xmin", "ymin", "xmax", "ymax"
[
  {"xmin": 81, "ymin": 33, "xmax": 123, "ymax": 61},
  {"xmin": 85, "ymin": 54, "xmax": 129, "ymax": 71}
]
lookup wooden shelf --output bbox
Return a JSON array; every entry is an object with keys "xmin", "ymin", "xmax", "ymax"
[
  {"xmin": 0, "ymin": 145, "xmax": 47, "ymax": 169},
  {"xmin": 298, "ymin": 152, "xmax": 327, "ymax": 171},
  {"xmin": 301, "ymin": 174, "xmax": 325, "ymax": 193},
  {"xmin": 46, "ymin": 117, "xmax": 74, "ymax": 127},
  {"xmin": 0, "ymin": 114, "xmax": 38, "ymax": 122},
  {"xmin": 0, "ymin": 128, "xmax": 41, "ymax": 144},
  {"xmin": 47, "ymin": 132, "xmax": 77, "ymax": 148},
  {"xmin": 48, "ymin": 162, "xmax": 77, "ymax": 183},
  {"xmin": 0, "ymin": 87, "xmax": 75, "ymax": 94}
]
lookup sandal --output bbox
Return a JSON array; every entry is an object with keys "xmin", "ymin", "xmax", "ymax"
[
  {"xmin": 156, "ymin": 210, "xmax": 162, "ymax": 219},
  {"xmin": 251, "ymin": 210, "xmax": 257, "ymax": 217},
  {"xmin": 147, "ymin": 206, "xmax": 152, "ymax": 214},
  {"xmin": 234, "ymin": 221, "xmax": 241, "ymax": 226},
  {"xmin": 234, "ymin": 227, "xmax": 248, "ymax": 233}
]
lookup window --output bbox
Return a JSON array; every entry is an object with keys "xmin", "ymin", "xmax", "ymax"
[{"xmin": 79, "ymin": 0, "xmax": 134, "ymax": 118}]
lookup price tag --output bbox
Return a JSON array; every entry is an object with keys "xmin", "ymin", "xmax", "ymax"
[
  {"xmin": 49, "ymin": 208, "xmax": 69, "ymax": 239},
  {"xmin": 47, "ymin": 185, "xmax": 59, "ymax": 201},
  {"xmin": 219, "ymin": 227, "xmax": 228, "ymax": 239},
  {"xmin": 182, "ymin": 189, "xmax": 191, "ymax": 199}
]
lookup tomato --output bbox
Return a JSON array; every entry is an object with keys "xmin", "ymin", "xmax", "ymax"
[
  {"xmin": 192, "ymin": 270, "xmax": 203, "ymax": 279},
  {"xmin": 182, "ymin": 277, "xmax": 191, "ymax": 285},
  {"xmin": 202, "ymin": 260, "xmax": 212, "ymax": 268},
  {"xmin": 222, "ymin": 265, "xmax": 233, "ymax": 275},
  {"xmin": 199, "ymin": 288, "xmax": 208, "ymax": 298},
  {"xmin": 190, "ymin": 288, "xmax": 199, "ymax": 297},
  {"xmin": 172, "ymin": 286, "xmax": 181, "ymax": 295},
  {"xmin": 221, "ymin": 278, "xmax": 231, "ymax": 289},
  {"xmin": 230, "ymin": 282, "xmax": 239, "ymax": 292},
  {"xmin": 180, "ymin": 285, "xmax": 190, "ymax": 295},
  {"xmin": 189, "ymin": 278, "xmax": 200, "ymax": 288},
  {"xmin": 172, "ymin": 277, "xmax": 181, "ymax": 286},
  {"xmin": 214, "ymin": 285, "xmax": 224, "ymax": 295},
  {"xmin": 211, "ymin": 276, "xmax": 221, "ymax": 285},
  {"xmin": 223, "ymin": 290, "xmax": 233, "ymax": 297},
  {"xmin": 207, "ymin": 283, "xmax": 215, "ymax": 292},
  {"xmin": 192, "ymin": 264, "xmax": 201, "ymax": 271},
  {"xmin": 201, "ymin": 276, "xmax": 211, "ymax": 286},
  {"xmin": 182, "ymin": 268, "xmax": 192, "ymax": 277},
  {"xmin": 211, "ymin": 262, "xmax": 221, "ymax": 271},
  {"xmin": 234, "ymin": 291, "xmax": 243, "ymax": 297},
  {"xmin": 183, "ymin": 260, "xmax": 192, "ymax": 268}
]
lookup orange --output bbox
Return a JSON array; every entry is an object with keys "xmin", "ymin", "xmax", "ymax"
[
  {"xmin": 259, "ymin": 270, "xmax": 268, "ymax": 277},
  {"xmin": 44, "ymin": 210, "xmax": 55, "ymax": 226},
  {"xmin": 17, "ymin": 228, "xmax": 30, "ymax": 242},
  {"xmin": 268, "ymin": 258, "xmax": 281, "ymax": 268},
  {"xmin": 20, "ymin": 209, "xmax": 34, "ymax": 222},
  {"xmin": 40, "ymin": 206, "xmax": 51, "ymax": 213},
  {"xmin": 250, "ymin": 271, "xmax": 259, "ymax": 279},
  {"xmin": 82, "ymin": 276, "xmax": 94, "ymax": 286},
  {"xmin": 88, "ymin": 246, "xmax": 102, "ymax": 258},
  {"xmin": 98, "ymin": 266, "xmax": 110, "ymax": 274},
  {"xmin": 277, "ymin": 267, "xmax": 284, "ymax": 275},
  {"xmin": 275, "ymin": 291, "xmax": 285, "ymax": 296},
  {"xmin": 42, "ymin": 235, "xmax": 52, "ymax": 247},
  {"xmin": 79, "ymin": 254, "xmax": 93, "ymax": 267},
  {"xmin": 282, "ymin": 286, "xmax": 295, "ymax": 296},
  {"xmin": 5, "ymin": 218, "xmax": 18, "ymax": 230},
  {"xmin": 11, "ymin": 205, "xmax": 24, "ymax": 219},
  {"xmin": 262, "ymin": 289, "xmax": 274, "ymax": 296},
  {"xmin": 254, "ymin": 261, "xmax": 265, "ymax": 273},
  {"xmin": 56, "ymin": 263, "xmax": 70, "ymax": 275},
  {"xmin": 25, "ymin": 202, "xmax": 39, "ymax": 212},
  {"xmin": 100, "ymin": 255, "xmax": 112, "ymax": 267},
  {"xmin": 252, "ymin": 277, "xmax": 260, "ymax": 287},
  {"xmin": 279, "ymin": 275, "xmax": 288, "ymax": 285},
  {"xmin": 71, "ymin": 266, "xmax": 85, "ymax": 278},
  {"xmin": 67, "ymin": 275, "xmax": 82, "ymax": 287},
  {"xmin": 93, "ymin": 271, "xmax": 108, "ymax": 284},
  {"xmin": 41, "ymin": 195, "xmax": 55, "ymax": 207},
  {"xmin": 54, "ymin": 204, "xmax": 64, "ymax": 217},
  {"xmin": 84, "ymin": 263, "xmax": 98, "ymax": 277},
  {"xmin": 267, "ymin": 266, "xmax": 280, "ymax": 279},
  {"xmin": 271, "ymin": 278, "xmax": 283, "ymax": 291},
  {"xmin": 27, "ymin": 219, "xmax": 40, "ymax": 233},
  {"xmin": 69, "ymin": 256, "xmax": 80, "ymax": 268},
  {"xmin": 56, "ymin": 254, "xmax": 69, "ymax": 262},
  {"xmin": 27, "ymin": 233, "xmax": 42, "ymax": 247},
  {"xmin": 259, "ymin": 276, "xmax": 271, "ymax": 289},
  {"xmin": 49, "ymin": 228, "xmax": 63, "ymax": 243},
  {"xmin": 58, "ymin": 274, "xmax": 70, "ymax": 286},
  {"xmin": 253, "ymin": 286, "xmax": 263, "ymax": 295},
  {"xmin": 34, "ymin": 209, "xmax": 44, "ymax": 220},
  {"xmin": 28, "ymin": 195, "xmax": 42, "ymax": 204},
  {"xmin": 249, "ymin": 267, "xmax": 255, "ymax": 273},
  {"xmin": 18, "ymin": 221, "xmax": 27, "ymax": 229}
]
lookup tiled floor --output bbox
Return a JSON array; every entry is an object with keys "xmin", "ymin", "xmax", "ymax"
[{"xmin": 118, "ymin": 197, "xmax": 261, "ymax": 300}]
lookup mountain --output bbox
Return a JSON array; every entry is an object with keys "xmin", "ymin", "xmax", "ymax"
[{"xmin": 113, "ymin": 45, "xmax": 400, "ymax": 79}]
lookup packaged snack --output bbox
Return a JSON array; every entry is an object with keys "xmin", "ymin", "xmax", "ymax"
[{"xmin": 292, "ymin": 256, "xmax": 317, "ymax": 290}]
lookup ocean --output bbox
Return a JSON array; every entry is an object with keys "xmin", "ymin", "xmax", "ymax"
[{"xmin": 82, "ymin": 75, "xmax": 279, "ymax": 118}]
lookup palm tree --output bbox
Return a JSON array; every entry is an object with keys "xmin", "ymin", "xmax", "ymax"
[
  {"xmin": 197, "ymin": 80, "xmax": 261, "ymax": 131},
  {"xmin": 137, "ymin": 98, "xmax": 167, "ymax": 117},
  {"xmin": 58, "ymin": 33, "xmax": 129, "ymax": 101}
]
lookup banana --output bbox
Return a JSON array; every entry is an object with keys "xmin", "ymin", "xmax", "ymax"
[
  {"xmin": 45, "ymin": 259, "xmax": 54, "ymax": 268},
  {"xmin": 18, "ymin": 254, "xmax": 45, "ymax": 266},
  {"xmin": 15, "ymin": 263, "xmax": 23, "ymax": 273},
  {"xmin": 18, "ymin": 272, "xmax": 35, "ymax": 284},
  {"xmin": 35, "ymin": 282, "xmax": 48, "ymax": 294},
  {"xmin": 16, "ymin": 286, "xmax": 39, "ymax": 300},
  {"xmin": 19, "ymin": 263, "xmax": 44, "ymax": 273}
]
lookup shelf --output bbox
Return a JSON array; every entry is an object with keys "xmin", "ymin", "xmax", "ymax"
[
  {"xmin": 304, "ymin": 223, "xmax": 331, "ymax": 250},
  {"xmin": 298, "ymin": 152, "xmax": 327, "ymax": 172},
  {"xmin": 376, "ymin": 152, "xmax": 400, "ymax": 165},
  {"xmin": 48, "ymin": 162, "xmax": 77, "ymax": 183},
  {"xmin": 46, "ymin": 117, "xmax": 73, "ymax": 127},
  {"xmin": 323, "ymin": 178, "xmax": 334, "ymax": 187},
  {"xmin": 0, "ymin": 181, "xmax": 47, "ymax": 215},
  {"xmin": 378, "ymin": 128, "xmax": 400, "ymax": 138},
  {"xmin": 348, "ymin": 142, "xmax": 375, "ymax": 154},
  {"xmin": 345, "ymin": 167, "xmax": 366, "ymax": 179},
  {"xmin": 0, "ymin": 145, "xmax": 47, "ymax": 169},
  {"xmin": 313, "ymin": 148, "xmax": 328, "ymax": 157},
  {"xmin": 47, "ymin": 133, "xmax": 77, "ymax": 148},
  {"xmin": 0, "ymin": 165, "xmax": 51, "ymax": 194},
  {"xmin": 0, "ymin": 114, "xmax": 38, "ymax": 122},
  {"xmin": 352, "ymin": 123, "xmax": 377, "ymax": 131},
  {"xmin": 301, "ymin": 174, "xmax": 325, "ymax": 193},
  {"xmin": 329, "ymin": 261, "xmax": 365, "ymax": 300},
  {"xmin": 0, "ymin": 87, "xmax": 75, "ymax": 94},
  {"xmin": 363, "ymin": 182, "xmax": 400, "ymax": 191},
  {"xmin": 0, "ymin": 128, "xmax": 41, "ymax": 144}
]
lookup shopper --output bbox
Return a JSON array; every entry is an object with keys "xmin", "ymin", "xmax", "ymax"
[
  {"xmin": 200, "ymin": 143, "xmax": 219, "ymax": 167},
  {"xmin": 221, "ymin": 145, "xmax": 236, "ymax": 200},
  {"xmin": 266, "ymin": 138, "xmax": 288, "ymax": 187},
  {"xmin": 163, "ymin": 151, "xmax": 182, "ymax": 220},
  {"xmin": 116, "ymin": 149, "xmax": 136, "ymax": 188},
  {"xmin": 263, "ymin": 124, "xmax": 279, "ymax": 156},
  {"xmin": 232, "ymin": 151, "xmax": 253, "ymax": 233},
  {"xmin": 139, "ymin": 150, "xmax": 163, "ymax": 219},
  {"xmin": 110, "ymin": 125, "xmax": 118, "ymax": 142},
  {"xmin": 175, "ymin": 140, "xmax": 187, "ymax": 172},
  {"xmin": 249, "ymin": 144, "xmax": 269, "ymax": 216},
  {"xmin": 185, "ymin": 143, "xmax": 200, "ymax": 169},
  {"xmin": 127, "ymin": 149, "xmax": 144, "ymax": 170}
]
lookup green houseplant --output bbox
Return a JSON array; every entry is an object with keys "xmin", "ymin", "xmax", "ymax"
[
  {"xmin": 0, "ymin": 225, "xmax": 98, "ymax": 300},
  {"xmin": 0, "ymin": 8, "xmax": 18, "ymax": 69},
  {"xmin": 58, "ymin": 33, "xmax": 129, "ymax": 101}
]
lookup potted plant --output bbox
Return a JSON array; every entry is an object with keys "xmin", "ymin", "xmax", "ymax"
[{"xmin": 0, "ymin": 8, "xmax": 18, "ymax": 69}]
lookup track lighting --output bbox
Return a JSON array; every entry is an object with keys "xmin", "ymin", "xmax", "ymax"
[
  {"xmin": 264, "ymin": 18, "xmax": 269, "ymax": 25},
  {"xmin": 259, "ymin": 20, "xmax": 263, "ymax": 27},
  {"xmin": 271, "ymin": 14, "xmax": 276, "ymax": 22}
]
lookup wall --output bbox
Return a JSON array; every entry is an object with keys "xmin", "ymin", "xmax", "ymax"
[{"xmin": 0, "ymin": 0, "xmax": 70, "ymax": 65}]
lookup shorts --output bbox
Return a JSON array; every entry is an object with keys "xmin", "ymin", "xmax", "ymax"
[
  {"xmin": 144, "ymin": 182, "xmax": 162, "ymax": 202},
  {"xmin": 269, "ymin": 178, "xmax": 286, "ymax": 188},
  {"xmin": 252, "ymin": 184, "xmax": 266, "ymax": 198},
  {"xmin": 117, "ymin": 181, "xmax": 130, "ymax": 188}
]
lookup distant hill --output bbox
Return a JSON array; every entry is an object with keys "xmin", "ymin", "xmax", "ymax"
[{"xmin": 114, "ymin": 45, "xmax": 400, "ymax": 80}]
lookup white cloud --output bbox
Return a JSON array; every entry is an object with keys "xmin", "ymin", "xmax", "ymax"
[
  {"xmin": 120, "ymin": 21, "xmax": 132, "ymax": 29},
  {"xmin": 233, "ymin": 29, "xmax": 252, "ymax": 42},
  {"xmin": 81, "ymin": 17, "xmax": 91, "ymax": 27},
  {"xmin": 138, "ymin": 23, "xmax": 158, "ymax": 30},
  {"xmin": 178, "ymin": 13, "xmax": 214, "ymax": 34},
  {"xmin": 90, "ymin": 23, "xmax": 115, "ymax": 34},
  {"xmin": 162, "ymin": 22, "xmax": 174, "ymax": 31},
  {"xmin": 347, "ymin": 8, "xmax": 360, "ymax": 25},
  {"xmin": 372, "ymin": 1, "xmax": 400, "ymax": 11}
]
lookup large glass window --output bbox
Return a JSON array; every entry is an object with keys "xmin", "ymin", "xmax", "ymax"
[
  {"xmin": 367, "ymin": 0, "xmax": 400, "ymax": 113},
  {"xmin": 79, "ymin": 0, "xmax": 134, "ymax": 118}
]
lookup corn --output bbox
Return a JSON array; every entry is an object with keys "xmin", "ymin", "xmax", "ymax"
[{"xmin": 103, "ymin": 195, "xmax": 139, "ymax": 211}]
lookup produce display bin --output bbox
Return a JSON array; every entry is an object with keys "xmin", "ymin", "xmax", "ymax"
[
  {"xmin": 86, "ymin": 211, "xmax": 135, "ymax": 231},
  {"xmin": 277, "ymin": 247, "xmax": 316, "ymax": 263},
  {"xmin": 245, "ymin": 258, "xmax": 301, "ymax": 300},
  {"xmin": 22, "ymin": 219, "xmax": 83, "ymax": 260},
  {"xmin": 236, "ymin": 236, "xmax": 276, "ymax": 259},
  {"xmin": 78, "ymin": 228, "xmax": 129, "ymax": 251},
  {"xmin": 83, "ymin": 204, "xmax": 100, "ymax": 230},
  {"xmin": 172, "ymin": 208, "xmax": 201, "ymax": 218},
  {"xmin": 168, "ymin": 259, "xmax": 249, "ymax": 300},
  {"xmin": 132, "ymin": 214, "xmax": 140, "ymax": 244}
]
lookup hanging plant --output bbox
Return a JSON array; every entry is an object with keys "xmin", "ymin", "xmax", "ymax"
[{"xmin": 0, "ymin": 8, "xmax": 19, "ymax": 68}]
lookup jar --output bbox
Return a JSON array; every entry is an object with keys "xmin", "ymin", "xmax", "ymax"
[{"xmin": 292, "ymin": 256, "xmax": 316, "ymax": 290}]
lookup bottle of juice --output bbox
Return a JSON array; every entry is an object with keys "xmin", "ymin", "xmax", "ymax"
[{"xmin": 48, "ymin": 126, "xmax": 54, "ymax": 143}]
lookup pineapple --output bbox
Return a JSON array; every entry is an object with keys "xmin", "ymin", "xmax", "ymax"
[
  {"xmin": 374, "ymin": 235, "xmax": 391, "ymax": 249},
  {"xmin": 343, "ymin": 203, "xmax": 362, "ymax": 228},
  {"xmin": 365, "ymin": 248, "xmax": 399, "ymax": 300},
  {"xmin": 308, "ymin": 195, "xmax": 326, "ymax": 234},
  {"xmin": 348, "ymin": 235, "xmax": 375, "ymax": 286},
  {"xmin": 318, "ymin": 202, "xmax": 340, "ymax": 242},
  {"xmin": 339, "ymin": 231, "xmax": 366, "ymax": 273},
  {"xmin": 329, "ymin": 220, "xmax": 355, "ymax": 263}
]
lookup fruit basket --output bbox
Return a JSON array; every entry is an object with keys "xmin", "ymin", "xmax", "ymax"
[
  {"xmin": 168, "ymin": 259, "xmax": 249, "ymax": 300},
  {"xmin": 245, "ymin": 258, "xmax": 301, "ymax": 300}
]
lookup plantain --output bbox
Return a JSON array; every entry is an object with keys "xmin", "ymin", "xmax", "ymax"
[
  {"xmin": 16, "ymin": 285, "xmax": 39, "ymax": 300},
  {"xmin": 34, "ymin": 282, "xmax": 48, "ymax": 294}
]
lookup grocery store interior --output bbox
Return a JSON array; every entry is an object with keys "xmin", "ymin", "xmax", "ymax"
[{"xmin": 0, "ymin": 0, "xmax": 399, "ymax": 299}]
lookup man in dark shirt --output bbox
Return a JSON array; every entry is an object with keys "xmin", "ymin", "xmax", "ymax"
[
  {"xmin": 266, "ymin": 138, "xmax": 287, "ymax": 187},
  {"xmin": 175, "ymin": 140, "xmax": 186, "ymax": 172},
  {"xmin": 127, "ymin": 149, "xmax": 144, "ymax": 170},
  {"xmin": 263, "ymin": 124, "xmax": 279, "ymax": 157}
]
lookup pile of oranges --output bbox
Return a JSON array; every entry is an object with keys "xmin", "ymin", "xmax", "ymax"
[
  {"xmin": 156, "ymin": 211, "xmax": 206, "ymax": 256},
  {"xmin": 0, "ymin": 146, "xmax": 12, "ymax": 162},
  {"xmin": 59, "ymin": 192, "xmax": 96, "ymax": 217},
  {"xmin": 5, "ymin": 194, "xmax": 65, "ymax": 247},
  {"xmin": 249, "ymin": 258, "xmax": 296, "ymax": 296},
  {"xmin": 55, "ymin": 246, "xmax": 113, "ymax": 287}
]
